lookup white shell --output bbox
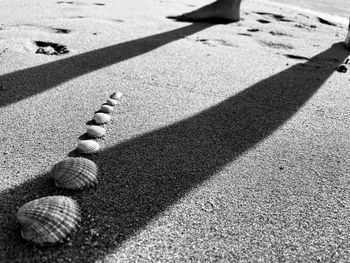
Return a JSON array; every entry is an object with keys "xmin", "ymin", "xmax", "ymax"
[
  {"xmin": 106, "ymin": 98, "xmax": 118, "ymax": 106},
  {"xmin": 77, "ymin": 140, "xmax": 100, "ymax": 154},
  {"xmin": 86, "ymin": 126, "xmax": 106, "ymax": 138},
  {"xmin": 17, "ymin": 196, "xmax": 81, "ymax": 245},
  {"xmin": 100, "ymin": 104, "xmax": 114, "ymax": 114},
  {"xmin": 51, "ymin": 157, "xmax": 98, "ymax": 189},
  {"xmin": 110, "ymin": 92, "xmax": 122, "ymax": 100},
  {"xmin": 93, "ymin": 113, "xmax": 111, "ymax": 124}
]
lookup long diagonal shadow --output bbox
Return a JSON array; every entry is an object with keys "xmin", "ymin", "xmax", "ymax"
[
  {"xmin": 0, "ymin": 43, "xmax": 348, "ymax": 262},
  {"xmin": 0, "ymin": 23, "xmax": 211, "ymax": 108}
]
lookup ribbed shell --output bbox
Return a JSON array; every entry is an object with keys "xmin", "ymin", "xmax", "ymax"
[
  {"xmin": 77, "ymin": 140, "xmax": 100, "ymax": 154},
  {"xmin": 106, "ymin": 98, "xmax": 118, "ymax": 106},
  {"xmin": 86, "ymin": 126, "xmax": 106, "ymax": 138},
  {"xmin": 100, "ymin": 104, "xmax": 114, "ymax": 114},
  {"xmin": 110, "ymin": 92, "xmax": 122, "ymax": 100},
  {"xmin": 93, "ymin": 112, "xmax": 111, "ymax": 124},
  {"xmin": 17, "ymin": 196, "xmax": 80, "ymax": 245},
  {"xmin": 51, "ymin": 157, "xmax": 98, "ymax": 189}
]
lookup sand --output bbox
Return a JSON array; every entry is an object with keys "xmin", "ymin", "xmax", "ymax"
[{"xmin": 0, "ymin": 0, "xmax": 350, "ymax": 262}]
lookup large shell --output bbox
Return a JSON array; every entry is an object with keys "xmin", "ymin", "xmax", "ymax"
[
  {"xmin": 77, "ymin": 140, "xmax": 100, "ymax": 154},
  {"xmin": 17, "ymin": 196, "xmax": 81, "ymax": 245},
  {"xmin": 86, "ymin": 126, "xmax": 106, "ymax": 138},
  {"xmin": 106, "ymin": 98, "xmax": 118, "ymax": 106},
  {"xmin": 100, "ymin": 104, "xmax": 114, "ymax": 114},
  {"xmin": 51, "ymin": 157, "xmax": 98, "ymax": 189},
  {"xmin": 93, "ymin": 112, "xmax": 111, "ymax": 124},
  {"xmin": 110, "ymin": 92, "xmax": 122, "ymax": 100}
]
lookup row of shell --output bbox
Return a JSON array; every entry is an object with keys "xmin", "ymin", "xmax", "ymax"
[
  {"xmin": 17, "ymin": 92, "xmax": 123, "ymax": 245},
  {"xmin": 76, "ymin": 92, "xmax": 122, "ymax": 154}
]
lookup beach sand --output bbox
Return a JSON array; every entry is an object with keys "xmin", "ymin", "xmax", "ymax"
[{"xmin": 0, "ymin": 0, "xmax": 350, "ymax": 262}]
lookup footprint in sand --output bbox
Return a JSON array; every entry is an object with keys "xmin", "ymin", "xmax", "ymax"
[
  {"xmin": 284, "ymin": 54, "xmax": 309, "ymax": 60},
  {"xmin": 298, "ymin": 13, "xmax": 310, "ymax": 19},
  {"xmin": 57, "ymin": 1, "xmax": 105, "ymax": 6},
  {"xmin": 68, "ymin": 16, "xmax": 86, "ymax": 19},
  {"xmin": 57, "ymin": 1, "xmax": 74, "ymax": 4},
  {"xmin": 111, "ymin": 19, "xmax": 124, "ymax": 23},
  {"xmin": 50, "ymin": 27, "xmax": 71, "ymax": 34},
  {"xmin": 57, "ymin": 1, "xmax": 87, "ymax": 5},
  {"xmin": 269, "ymin": 30, "xmax": 292, "ymax": 36},
  {"xmin": 238, "ymin": 33, "xmax": 252, "ymax": 37},
  {"xmin": 238, "ymin": 28, "xmax": 260, "ymax": 36},
  {"xmin": 259, "ymin": 40, "xmax": 294, "ymax": 50},
  {"xmin": 35, "ymin": 41, "xmax": 69, "ymax": 55},
  {"xmin": 317, "ymin": 17, "xmax": 337, "ymax": 27},
  {"xmin": 257, "ymin": 19, "xmax": 271, "ymax": 24},
  {"xmin": 247, "ymin": 28, "xmax": 260, "ymax": 32},
  {"xmin": 193, "ymin": 38, "xmax": 238, "ymax": 47},
  {"xmin": 255, "ymin": 12, "xmax": 294, "ymax": 23},
  {"xmin": 294, "ymin": 23, "xmax": 317, "ymax": 30},
  {"xmin": 5, "ymin": 24, "xmax": 72, "ymax": 35}
]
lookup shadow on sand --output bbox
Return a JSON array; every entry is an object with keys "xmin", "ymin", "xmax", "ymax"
[
  {"xmin": 0, "ymin": 23, "xmax": 212, "ymax": 109},
  {"xmin": 0, "ymin": 25, "xmax": 348, "ymax": 262}
]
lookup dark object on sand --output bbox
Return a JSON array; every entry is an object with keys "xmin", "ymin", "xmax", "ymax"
[
  {"xmin": 35, "ymin": 41, "xmax": 69, "ymax": 55},
  {"xmin": 317, "ymin": 17, "xmax": 337, "ymax": 26},
  {"xmin": 336, "ymin": 58, "xmax": 349, "ymax": 73},
  {"xmin": 285, "ymin": 54, "xmax": 309, "ymax": 60}
]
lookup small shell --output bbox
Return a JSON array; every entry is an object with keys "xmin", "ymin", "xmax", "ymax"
[
  {"xmin": 77, "ymin": 140, "xmax": 100, "ymax": 154},
  {"xmin": 17, "ymin": 196, "xmax": 81, "ymax": 245},
  {"xmin": 93, "ymin": 112, "xmax": 111, "ymax": 124},
  {"xmin": 110, "ymin": 92, "xmax": 122, "ymax": 100},
  {"xmin": 86, "ymin": 126, "xmax": 106, "ymax": 138},
  {"xmin": 51, "ymin": 157, "xmax": 98, "ymax": 189},
  {"xmin": 106, "ymin": 98, "xmax": 118, "ymax": 106},
  {"xmin": 100, "ymin": 104, "xmax": 114, "ymax": 114}
]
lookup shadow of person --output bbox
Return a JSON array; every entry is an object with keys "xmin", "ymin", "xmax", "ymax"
[
  {"xmin": 0, "ymin": 42, "xmax": 348, "ymax": 262},
  {"xmin": 0, "ymin": 23, "xmax": 212, "ymax": 109}
]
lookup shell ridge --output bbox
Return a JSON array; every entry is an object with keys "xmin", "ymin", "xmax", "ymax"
[
  {"xmin": 52, "ymin": 158, "xmax": 98, "ymax": 189},
  {"xmin": 17, "ymin": 196, "xmax": 80, "ymax": 244}
]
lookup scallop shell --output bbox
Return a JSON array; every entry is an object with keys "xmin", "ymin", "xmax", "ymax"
[
  {"xmin": 86, "ymin": 126, "xmax": 106, "ymax": 138},
  {"xmin": 93, "ymin": 112, "xmax": 111, "ymax": 124},
  {"xmin": 51, "ymin": 157, "xmax": 98, "ymax": 189},
  {"xmin": 17, "ymin": 196, "xmax": 81, "ymax": 245},
  {"xmin": 100, "ymin": 104, "xmax": 114, "ymax": 114},
  {"xmin": 110, "ymin": 92, "xmax": 122, "ymax": 100},
  {"xmin": 106, "ymin": 98, "xmax": 118, "ymax": 106},
  {"xmin": 77, "ymin": 140, "xmax": 100, "ymax": 154}
]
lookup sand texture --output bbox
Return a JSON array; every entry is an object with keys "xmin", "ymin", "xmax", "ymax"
[{"xmin": 0, "ymin": 0, "xmax": 350, "ymax": 262}]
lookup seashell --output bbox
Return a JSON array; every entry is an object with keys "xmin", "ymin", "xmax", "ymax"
[
  {"xmin": 77, "ymin": 140, "xmax": 100, "ymax": 154},
  {"xmin": 51, "ymin": 157, "xmax": 98, "ymax": 189},
  {"xmin": 110, "ymin": 91, "xmax": 122, "ymax": 100},
  {"xmin": 106, "ymin": 98, "xmax": 118, "ymax": 106},
  {"xmin": 86, "ymin": 125, "xmax": 106, "ymax": 138},
  {"xmin": 100, "ymin": 104, "xmax": 114, "ymax": 114},
  {"xmin": 17, "ymin": 196, "xmax": 81, "ymax": 245},
  {"xmin": 93, "ymin": 112, "xmax": 111, "ymax": 124}
]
